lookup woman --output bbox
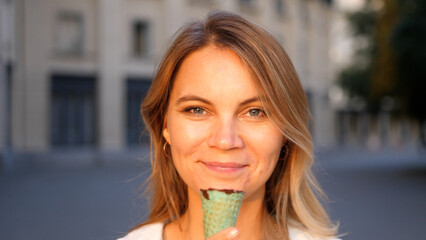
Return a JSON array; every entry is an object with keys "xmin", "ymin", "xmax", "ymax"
[{"xmin": 120, "ymin": 11, "xmax": 339, "ymax": 240}]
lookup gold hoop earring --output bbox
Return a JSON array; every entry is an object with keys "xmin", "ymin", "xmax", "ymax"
[
  {"xmin": 163, "ymin": 142, "xmax": 171, "ymax": 159},
  {"xmin": 280, "ymin": 141, "xmax": 290, "ymax": 161}
]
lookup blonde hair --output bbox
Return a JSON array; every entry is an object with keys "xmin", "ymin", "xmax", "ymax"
[{"xmin": 137, "ymin": 10, "xmax": 338, "ymax": 239}]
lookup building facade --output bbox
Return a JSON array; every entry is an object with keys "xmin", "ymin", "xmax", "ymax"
[{"xmin": 1, "ymin": 0, "xmax": 335, "ymax": 162}]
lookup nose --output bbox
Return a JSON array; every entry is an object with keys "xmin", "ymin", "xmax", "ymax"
[{"xmin": 207, "ymin": 117, "xmax": 244, "ymax": 150}]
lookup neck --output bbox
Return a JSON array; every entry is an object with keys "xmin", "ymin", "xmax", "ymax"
[{"xmin": 164, "ymin": 186, "xmax": 267, "ymax": 240}]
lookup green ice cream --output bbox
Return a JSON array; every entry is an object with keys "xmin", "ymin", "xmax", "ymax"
[{"xmin": 200, "ymin": 188, "xmax": 244, "ymax": 239}]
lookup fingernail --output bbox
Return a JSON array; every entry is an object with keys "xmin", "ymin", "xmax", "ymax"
[{"xmin": 226, "ymin": 228, "xmax": 239, "ymax": 239}]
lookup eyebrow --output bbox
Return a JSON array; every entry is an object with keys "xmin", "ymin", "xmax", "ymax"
[
  {"xmin": 176, "ymin": 95, "xmax": 212, "ymax": 105},
  {"xmin": 175, "ymin": 95, "xmax": 261, "ymax": 106},
  {"xmin": 240, "ymin": 96, "xmax": 261, "ymax": 106}
]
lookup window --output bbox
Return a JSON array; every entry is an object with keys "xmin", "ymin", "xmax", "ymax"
[
  {"xmin": 126, "ymin": 78, "xmax": 152, "ymax": 146},
  {"xmin": 50, "ymin": 74, "xmax": 96, "ymax": 147},
  {"xmin": 55, "ymin": 11, "xmax": 84, "ymax": 56},
  {"xmin": 298, "ymin": 2, "xmax": 310, "ymax": 27},
  {"xmin": 239, "ymin": 0, "xmax": 256, "ymax": 9},
  {"xmin": 275, "ymin": 0, "xmax": 287, "ymax": 17},
  {"xmin": 132, "ymin": 21, "xmax": 150, "ymax": 58},
  {"xmin": 188, "ymin": 0, "xmax": 213, "ymax": 5}
]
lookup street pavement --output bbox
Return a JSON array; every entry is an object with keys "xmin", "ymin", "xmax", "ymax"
[
  {"xmin": 316, "ymin": 147, "xmax": 426, "ymax": 240},
  {"xmin": 0, "ymin": 147, "xmax": 425, "ymax": 240}
]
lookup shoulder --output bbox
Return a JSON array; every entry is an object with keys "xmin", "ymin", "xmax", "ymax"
[
  {"xmin": 117, "ymin": 222, "xmax": 164, "ymax": 240},
  {"xmin": 288, "ymin": 226, "xmax": 341, "ymax": 240}
]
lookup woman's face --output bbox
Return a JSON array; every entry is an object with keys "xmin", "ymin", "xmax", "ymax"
[{"xmin": 163, "ymin": 45, "xmax": 284, "ymax": 201}]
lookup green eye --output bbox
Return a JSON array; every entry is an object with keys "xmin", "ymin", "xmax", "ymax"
[
  {"xmin": 248, "ymin": 109, "xmax": 262, "ymax": 117},
  {"xmin": 185, "ymin": 107, "xmax": 205, "ymax": 115},
  {"xmin": 192, "ymin": 107, "xmax": 204, "ymax": 114}
]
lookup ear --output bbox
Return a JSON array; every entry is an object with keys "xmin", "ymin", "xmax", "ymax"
[{"xmin": 162, "ymin": 115, "xmax": 171, "ymax": 144}]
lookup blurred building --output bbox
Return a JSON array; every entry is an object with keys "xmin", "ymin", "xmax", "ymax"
[{"xmin": 1, "ymin": 0, "xmax": 336, "ymax": 163}]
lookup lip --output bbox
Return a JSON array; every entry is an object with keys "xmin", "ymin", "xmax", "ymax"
[{"xmin": 202, "ymin": 161, "xmax": 248, "ymax": 174}]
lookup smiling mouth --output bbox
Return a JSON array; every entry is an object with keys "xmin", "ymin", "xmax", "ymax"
[{"xmin": 202, "ymin": 161, "xmax": 248, "ymax": 174}]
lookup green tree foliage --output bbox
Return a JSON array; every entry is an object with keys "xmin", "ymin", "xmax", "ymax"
[
  {"xmin": 370, "ymin": 0, "xmax": 399, "ymax": 112},
  {"xmin": 337, "ymin": 2, "xmax": 379, "ymax": 111},
  {"xmin": 338, "ymin": 0, "xmax": 426, "ymax": 145}
]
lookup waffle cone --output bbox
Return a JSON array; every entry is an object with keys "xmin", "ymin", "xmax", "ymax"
[{"xmin": 201, "ymin": 189, "xmax": 244, "ymax": 239}]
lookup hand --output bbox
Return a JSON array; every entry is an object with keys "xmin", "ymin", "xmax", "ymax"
[{"xmin": 206, "ymin": 227, "xmax": 240, "ymax": 240}]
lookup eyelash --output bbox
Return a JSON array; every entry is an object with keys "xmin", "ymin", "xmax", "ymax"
[
  {"xmin": 183, "ymin": 106, "xmax": 266, "ymax": 119},
  {"xmin": 184, "ymin": 106, "xmax": 207, "ymax": 115},
  {"xmin": 243, "ymin": 108, "xmax": 266, "ymax": 118}
]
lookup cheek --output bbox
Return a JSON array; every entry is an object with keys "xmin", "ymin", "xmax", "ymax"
[
  {"xmin": 263, "ymin": 132, "xmax": 283, "ymax": 169},
  {"xmin": 167, "ymin": 119, "xmax": 210, "ymax": 174},
  {"xmin": 167, "ymin": 119, "xmax": 212, "ymax": 192},
  {"xmin": 248, "ymin": 124, "xmax": 283, "ymax": 158},
  {"xmin": 168, "ymin": 120, "xmax": 208, "ymax": 152},
  {"xmin": 247, "ymin": 126, "xmax": 283, "ymax": 181}
]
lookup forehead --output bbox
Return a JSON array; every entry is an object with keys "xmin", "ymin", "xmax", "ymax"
[{"xmin": 172, "ymin": 45, "xmax": 258, "ymax": 96}]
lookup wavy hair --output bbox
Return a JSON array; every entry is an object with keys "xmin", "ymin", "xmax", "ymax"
[{"xmin": 136, "ymin": 10, "xmax": 338, "ymax": 239}]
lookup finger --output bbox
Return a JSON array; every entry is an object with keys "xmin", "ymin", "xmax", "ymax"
[{"xmin": 206, "ymin": 227, "xmax": 240, "ymax": 240}]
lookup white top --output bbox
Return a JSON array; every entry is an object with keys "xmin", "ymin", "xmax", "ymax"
[{"xmin": 117, "ymin": 222, "xmax": 340, "ymax": 240}]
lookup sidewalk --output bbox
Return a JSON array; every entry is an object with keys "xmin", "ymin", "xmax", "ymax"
[
  {"xmin": 0, "ymin": 149, "xmax": 151, "ymax": 240},
  {"xmin": 315, "ymin": 146, "xmax": 426, "ymax": 240},
  {"xmin": 315, "ymin": 145, "xmax": 426, "ymax": 170},
  {"xmin": 0, "ymin": 146, "xmax": 425, "ymax": 240}
]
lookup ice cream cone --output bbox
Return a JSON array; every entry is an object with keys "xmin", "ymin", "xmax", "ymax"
[{"xmin": 200, "ymin": 189, "xmax": 244, "ymax": 239}]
